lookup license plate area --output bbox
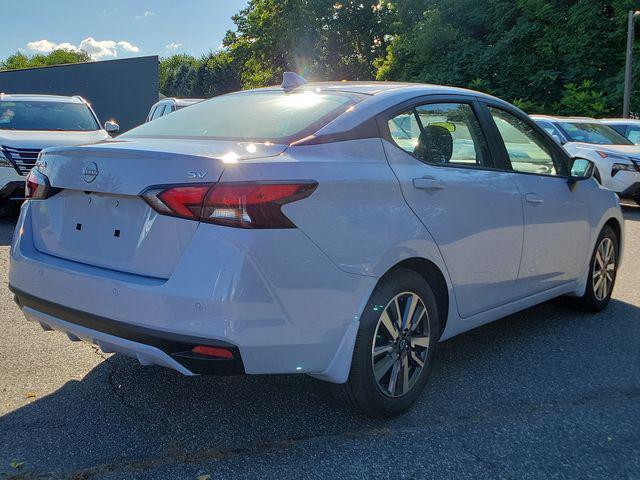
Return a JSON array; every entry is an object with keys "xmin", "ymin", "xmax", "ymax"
[{"xmin": 31, "ymin": 190, "xmax": 198, "ymax": 279}]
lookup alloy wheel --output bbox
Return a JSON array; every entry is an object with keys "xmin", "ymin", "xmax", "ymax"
[
  {"xmin": 593, "ymin": 237, "xmax": 616, "ymax": 301},
  {"xmin": 371, "ymin": 292, "xmax": 430, "ymax": 398}
]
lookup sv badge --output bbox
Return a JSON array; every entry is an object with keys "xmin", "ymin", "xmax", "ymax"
[{"xmin": 187, "ymin": 170, "xmax": 208, "ymax": 179}]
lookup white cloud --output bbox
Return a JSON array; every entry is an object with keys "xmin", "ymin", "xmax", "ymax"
[
  {"xmin": 79, "ymin": 38, "xmax": 117, "ymax": 59},
  {"xmin": 117, "ymin": 41, "xmax": 140, "ymax": 53},
  {"xmin": 25, "ymin": 39, "xmax": 77, "ymax": 55},
  {"xmin": 134, "ymin": 10, "xmax": 154, "ymax": 20},
  {"xmin": 24, "ymin": 38, "xmax": 141, "ymax": 60},
  {"xmin": 165, "ymin": 42, "xmax": 182, "ymax": 50}
]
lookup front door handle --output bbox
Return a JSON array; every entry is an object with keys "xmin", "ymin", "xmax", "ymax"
[
  {"xmin": 413, "ymin": 176, "xmax": 445, "ymax": 191},
  {"xmin": 525, "ymin": 193, "xmax": 544, "ymax": 204}
]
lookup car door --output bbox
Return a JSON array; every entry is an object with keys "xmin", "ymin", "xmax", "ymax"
[
  {"xmin": 482, "ymin": 103, "xmax": 591, "ymax": 297},
  {"xmin": 381, "ymin": 97, "xmax": 524, "ymax": 318}
]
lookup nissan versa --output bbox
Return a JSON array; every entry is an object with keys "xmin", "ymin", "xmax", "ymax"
[{"xmin": 9, "ymin": 75, "xmax": 624, "ymax": 417}]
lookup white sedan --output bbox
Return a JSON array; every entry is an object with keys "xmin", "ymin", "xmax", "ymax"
[{"xmin": 9, "ymin": 76, "xmax": 623, "ymax": 417}]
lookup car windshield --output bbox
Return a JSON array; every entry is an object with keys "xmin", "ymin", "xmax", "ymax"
[
  {"xmin": 0, "ymin": 101, "xmax": 99, "ymax": 131},
  {"xmin": 123, "ymin": 90, "xmax": 364, "ymax": 143},
  {"xmin": 558, "ymin": 122, "xmax": 633, "ymax": 145}
]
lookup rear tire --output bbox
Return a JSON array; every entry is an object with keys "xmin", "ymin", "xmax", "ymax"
[
  {"xmin": 570, "ymin": 225, "xmax": 618, "ymax": 312},
  {"xmin": 336, "ymin": 269, "xmax": 439, "ymax": 418}
]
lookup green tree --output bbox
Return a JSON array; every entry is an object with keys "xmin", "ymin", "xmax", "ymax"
[
  {"xmin": 1, "ymin": 49, "xmax": 91, "ymax": 71},
  {"xmin": 192, "ymin": 51, "xmax": 242, "ymax": 97},
  {"xmin": 159, "ymin": 54, "xmax": 200, "ymax": 96},
  {"xmin": 376, "ymin": 0, "xmax": 640, "ymax": 116}
]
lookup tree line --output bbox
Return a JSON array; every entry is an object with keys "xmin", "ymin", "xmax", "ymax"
[{"xmin": 2, "ymin": 1, "xmax": 639, "ymax": 116}]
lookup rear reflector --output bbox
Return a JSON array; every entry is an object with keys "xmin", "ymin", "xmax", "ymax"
[
  {"xmin": 192, "ymin": 345, "xmax": 234, "ymax": 359},
  {"xmin": 142, "ymin": 181, "xmax": 317, "ymax": 229}
]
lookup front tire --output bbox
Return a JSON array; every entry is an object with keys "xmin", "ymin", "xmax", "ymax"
[
  {"xmin": 337, "ymin": 269, "xmax": 439, "ymax": 417},
  {"xmin": 571, "ymin": 225, "xmax": 618, "ymax": 312}
]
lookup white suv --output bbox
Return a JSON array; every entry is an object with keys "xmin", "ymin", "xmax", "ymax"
[
  {"xmin": 0, "ymin": 94, "xmax": 116, "ymax": 212},
  {"xmin": 532, "ymin": 115, "xmax": 640, "ymax": 204}
]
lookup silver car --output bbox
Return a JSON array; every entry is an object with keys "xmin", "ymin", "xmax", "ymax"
[{"xmin": 10, "ymin": 75, "xmax": 623, "ymax": 417}]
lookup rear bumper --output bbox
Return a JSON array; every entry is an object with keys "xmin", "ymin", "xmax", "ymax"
[
  {"xmin": 9, "ymin": 203, "xmax": 375, "ymax": 381},
  {"xmin": 12, "ymin": 286, "xmax": 245, "ymax": 375}
]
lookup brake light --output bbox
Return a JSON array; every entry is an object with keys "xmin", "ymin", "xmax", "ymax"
[
  {"xmin": 25, "ymin": 169, "xmax": 56, "ymax": 200},
  {"xmin": 141, "ymin": 181, "xmax": 317, "ymax": 229}
]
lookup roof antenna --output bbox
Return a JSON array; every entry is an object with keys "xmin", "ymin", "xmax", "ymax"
[{"xmin": 281, "ymin": 72, "xmax": 308, "ymax": 93}]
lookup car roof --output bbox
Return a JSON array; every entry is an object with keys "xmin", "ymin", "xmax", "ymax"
[
  {"xmin": 0, "ymin": 93, "xmax": 87, "ymax": 104},
  {"xmin": 600, "ymin": 118, "xmax": 640, "ymax": 124},
  {"xmin": 530, "ymin": 114, "xmax": 600, "ymax": 123},
  {"xmin": 244, "ymin": 81, "xmax": 500, "ymax": 99},
  {"xmin": 159, "ymin": 98, "xmax": 204, "ymax": 107}
]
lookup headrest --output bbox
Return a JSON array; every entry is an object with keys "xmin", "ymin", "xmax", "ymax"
[{"xmin": 414, "ymin": 125, "xmax": 453, "ymax": 163}]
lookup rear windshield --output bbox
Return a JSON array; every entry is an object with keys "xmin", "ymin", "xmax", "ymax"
[
  {"xmin": 0, "ymin": 101, "xmax": 99, "ymax": 131},
  {"xmin": 123, "ymin": 90, "xmax": 364, "ymax": 143},
  {"xmin": 558, "ymin": 122, "xmax": 633, "ymax": 145}
]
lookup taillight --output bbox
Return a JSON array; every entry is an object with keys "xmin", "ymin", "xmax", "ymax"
[
  {"xmin": 25, "ymin": 169, "xmax": 57, "ymax": 200},
  {"xmin": 141, "ymin": 181, "xmax": 317, "ymax": 229}
]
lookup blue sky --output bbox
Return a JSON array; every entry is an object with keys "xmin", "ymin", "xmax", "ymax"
[{"xmin": 1, "ymin": 0, "xmax": 249, "ymax": 60}]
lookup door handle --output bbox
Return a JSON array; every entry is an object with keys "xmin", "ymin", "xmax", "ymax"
[
  {"xmin": 413, "ymin": 176, "xmax": 445, "ymax": 191},
  {"xmin": 525, "ymin": 193, "xmax": 544, "ymax": 204}
]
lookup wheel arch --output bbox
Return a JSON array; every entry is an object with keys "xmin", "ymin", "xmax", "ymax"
[
  {"xmin": 380, "ymin": 257, "xmax": 450, "ymax": 338},
  {"xmin": 604, "ymin": 216, "xmax": 622, "ymax": 246}
]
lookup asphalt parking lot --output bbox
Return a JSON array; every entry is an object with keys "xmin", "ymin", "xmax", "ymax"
[{"xmin": 0, "ymin": 208, "xmax": 639, "ymax": 480}]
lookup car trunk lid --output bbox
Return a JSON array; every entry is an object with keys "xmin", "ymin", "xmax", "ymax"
[{"xmin": 29, "ymin": 138, "xmax": 287, "ymax": 278}]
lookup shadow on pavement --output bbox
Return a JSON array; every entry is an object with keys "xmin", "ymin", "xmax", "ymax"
[
  {"xmin": 1, "ymin": 295, "xmax": 639, "ymax": 479},
  {"xmin": 0, "ymin": 214, "xmax": 17, "ymax": 247}
]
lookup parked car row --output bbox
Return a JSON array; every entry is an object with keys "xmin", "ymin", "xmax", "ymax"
[
  {"xmin": 0, "ymin": 94, "xmax": 205, "ymax": 214},
  {"xmin": 532, "ymin": 115, "xmax": 640, "ymax": 204},
  {"xmin": 7, "ymin": 74, "xmax": 625, "ymax": 417}
]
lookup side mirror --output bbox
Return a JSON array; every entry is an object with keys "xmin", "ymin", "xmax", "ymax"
[
  {"xmin": 568, "ymin": 157, "xmax": 594, "ymax": 191},
  {"xmin": 104, "ymin": 121, "xmax": 119, "ymax": 135},
  {"xmin": 570, "ymin": 157, "xmax": 594, "ymax": 178}
]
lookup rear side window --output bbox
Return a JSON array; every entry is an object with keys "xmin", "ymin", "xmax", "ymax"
[
  {"xmin": 124, "ymin": 91, "xmax": 364, "ymax": 143},
  {"xmin": 388, "ymin": 103, "xmax": 492, "ymax": 168}
]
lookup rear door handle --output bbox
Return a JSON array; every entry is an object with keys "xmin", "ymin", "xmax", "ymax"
[
  {"xmin": 525, "ymin": 193, "xmax": 544, "ymax": 204},
  {"xmin": 413, "ymin": 176, "xmax": 445, "ymax": 191}
]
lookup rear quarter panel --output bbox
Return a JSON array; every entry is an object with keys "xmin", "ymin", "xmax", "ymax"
[
  {"xmin": 220, "ymin": 138, "xmax": 458, "ymax": 341},
  {"xmin": 219, "ymin": 139, "xmax": 452, "ymax": 282}
]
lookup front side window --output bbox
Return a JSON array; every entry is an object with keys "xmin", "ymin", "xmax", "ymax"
[
  {"xmin": 558, "ymin": 122, "xmax": 632, "ymax": 145},
  {"xmin": 388, "ymin": 103, "xmax": 492, "ymax": 167},
  {"xmin": 489, "ymin": 107, "xmax": 567, "ymax": 176},
  {"xmin": 0, "ymin": 101, "xmax": 99, "ymax": 131},
  {"xmin": 124, "ymin": 90, "xmax": 364, "ymax": 143}
]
